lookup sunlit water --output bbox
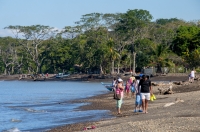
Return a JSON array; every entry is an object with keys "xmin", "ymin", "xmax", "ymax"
[{"xmin": 0, "ymin": 80, "xmax": 113, "ymax": 132}]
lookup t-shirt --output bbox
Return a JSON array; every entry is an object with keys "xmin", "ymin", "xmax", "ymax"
[
  {"xmin": 139, "ymin": 79, "xmax": 151, "ymax": 93},
  {"xmin": 112, "ymin": 80, "xmax": 116, "ymax": 86},
  {"xmin": 191, "ymin": 71, "xmax": 195, "ymax": 78},
  {"xmin": 116, "ymin": 83, "xmax": 124, "ymax": 98}
]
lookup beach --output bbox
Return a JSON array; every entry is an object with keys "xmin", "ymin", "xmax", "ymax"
[
  {"xmin": 46, "ymin": 74, "xmax": 200, "ymax": 132},
  {"xmin": 2, "ymin": 74, "xmax": 200, "ymax": 132}
]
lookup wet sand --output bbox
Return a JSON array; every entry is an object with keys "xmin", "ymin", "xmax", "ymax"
[
  {"xmin": 47, "ymin": 75, "xmax": 200, "ymax": 132},
  {"xmin": 2, "ymin": 74, "xmax": 200, "ymax": 132}
]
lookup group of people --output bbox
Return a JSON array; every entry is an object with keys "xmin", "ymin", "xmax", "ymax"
[{"xmin": 113, "ymin": 75, "xmax": 152, "ymax": 114}]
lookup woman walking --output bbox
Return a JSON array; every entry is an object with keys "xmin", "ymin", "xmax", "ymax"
[
  {"xmin": 115, "ymin": 78, "xmax": 124, "ymax": 114},
  {"xmin": 138, "ymin": 75, "xmax": 152, "ymax": 114}
]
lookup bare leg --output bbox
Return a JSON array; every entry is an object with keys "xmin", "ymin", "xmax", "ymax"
[
  {"xmin": 142, "ymin": 99, "xmax": 145, "ymax": 112},
  {"xmin": 145, "ymin": 99, "xmax": 148, "ymax": 113},
  {"xmin": 132, "ymin": 92, "xmax": 135, "ymax": 98},
  {"xmin": 117, "ymin": 107, "xmax": 121, "ymax": 114}
]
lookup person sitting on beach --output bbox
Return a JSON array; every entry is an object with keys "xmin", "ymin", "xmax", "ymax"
[
  {"xmin": 125, "ymin": 80, "xmax": 131, "ymax": 98},
  {"xmin": 138, "ymin": 75, "xmax": 152, "ymax": 114},
  {"xmin": 116, "ymin": 78, "xmax": 124, "ymax": 114}
]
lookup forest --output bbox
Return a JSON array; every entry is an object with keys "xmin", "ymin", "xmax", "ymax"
[{"xmin": 0, "ymin": 9, "xmax": 200, "ymax": 75}]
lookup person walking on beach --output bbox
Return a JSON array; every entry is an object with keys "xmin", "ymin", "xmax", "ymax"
[
  {"xmin": 125, "ymin": 80, "xmax": 131, "ymax": 98},
  {"xmin": 46, "ymin": 73, "xmax": 49, "ymax": 78},
  {"xmin": 189, "ymin": 69, "xmax": 195, "ymax": 83},
  {"xmin": 116, "ymin": 78, "xmax": 124, "ymax": 114},
  {"xmin": 131, "ymin": 77, "xmax": 138, "ymax": 98},
  {"xmin": 112, "ymin": 78, "xmax": 117, "ymax": 87},
  {"xmin": 138, "ymin": 75, "xmax": 152, "ymax": 113}
]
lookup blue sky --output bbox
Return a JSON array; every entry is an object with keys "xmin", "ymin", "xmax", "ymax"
[{"xmin": 0, "ymin": 0, "xmax": 199, "ymax": 37}]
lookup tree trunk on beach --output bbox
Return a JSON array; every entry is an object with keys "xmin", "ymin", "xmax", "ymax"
[
  {"xmin": 111, "ymin": 60, "xmax": 114, "ymax": 75},
  {"xmin": 100, "ymin": 64, "xmax": 104, "ymax": 75},
  {"xmin": 133, "ymin": 52, "xmax": 136, "ymax": 75}
]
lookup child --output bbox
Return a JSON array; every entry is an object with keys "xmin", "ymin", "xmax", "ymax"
[
  {"xmin": 125, "ymin": 80, "xmax": 131, "ymax": 98},
  {"xmin": 134, "ymin": 79, "xmax": 142, "ymax": 112},
  {"xmin": 134, "ymin": 93, "xmax": 143, "ymax": 112},
  {"xmin": 131, "ymin": 78, "xmax": 138, "ymax": 98}
]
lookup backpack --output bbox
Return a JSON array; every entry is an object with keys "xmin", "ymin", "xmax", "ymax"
[{"xmin": 113, "ymin": 88, "xmax": 121, "ymax": 100}]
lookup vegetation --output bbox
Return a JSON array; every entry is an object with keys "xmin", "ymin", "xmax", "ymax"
[{"xmin": 1, "ymin": 9, "xmax": 200, "ymax": 75}]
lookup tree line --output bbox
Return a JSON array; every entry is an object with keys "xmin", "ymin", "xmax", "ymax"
[{"xmin": 0, "ymin": 9, "xmax": 200, "ymax": 75}]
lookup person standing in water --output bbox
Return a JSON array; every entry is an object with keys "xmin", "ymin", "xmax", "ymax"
[{"xmin": 138, "ymin": 75, "xmax": 152, "ymax": 114}]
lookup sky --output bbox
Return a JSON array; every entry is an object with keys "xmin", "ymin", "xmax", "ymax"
[{"xmin": 0, "ymin": 0, "xmax": 200, "ymax": 37}]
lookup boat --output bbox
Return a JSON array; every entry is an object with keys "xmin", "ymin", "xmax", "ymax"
[
  {"xmin": 101, "ymin": 82, "xmax": 114, "ymax": 91},
  {"xmin": 56, "ymin": 73, "xmax": 70, "ymax": 78}
]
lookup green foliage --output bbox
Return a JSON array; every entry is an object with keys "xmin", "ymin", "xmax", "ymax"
[
  {"xmin": 173, "ymin": 25, "xmax": 200, "ymax": 55},
  {"xmin": 156, "ymin": 18, "xmax": 180, "ymax": 25},
  {"xmin": 1, "ymin": 10, "xmax": 200, "ymax": 75}
]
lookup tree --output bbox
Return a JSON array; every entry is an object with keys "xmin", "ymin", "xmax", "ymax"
[
  {"xmin": 5, "ymin": 25, "xmax": 58, "ymax": 73},
  {"xmin": 149, "ymin": 44, "xmax": 174, "ymax": 73},
  {"xmin": 115, "ymin": 9, "xmax": 153, "ymax": 74},
  {"xmin": 173, "ymin": 25, "xmax": 200, "ymax": 55}
]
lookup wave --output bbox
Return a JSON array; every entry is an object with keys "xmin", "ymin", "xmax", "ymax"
[
  {"xmin": 2, "ymin": 127, "xmax": 23, "ymax": 132},
  {"xmin": 11, "ymin": 118, "xmax": 22, "ymax": 122},
  {"xmin": 24, "ymin": 108, "xmax": 47, "ymax": 113}
]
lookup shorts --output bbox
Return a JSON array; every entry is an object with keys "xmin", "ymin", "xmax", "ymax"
[
  {"xmin": 131, "ymin": 86, "xmax": 135, "ymax": 92},
  {"xmin": 117, "ymin": 99, "xmax": 123, "ymax": 108},
  {"xmin": 141, "ymin": 93, "xmax": 150, "ymax": 100},
  {"xmin": 126, "ymin": 88, "xmax": 130, "ymax": 92},
  {"xmin": 135, "ymin": 94, "xmax": 142, "ymax": 106}
]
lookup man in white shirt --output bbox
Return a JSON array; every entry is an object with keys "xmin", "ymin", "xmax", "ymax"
[{"xmin": 190, "ymin": 69, "xmax": 195, "ymax": 83}]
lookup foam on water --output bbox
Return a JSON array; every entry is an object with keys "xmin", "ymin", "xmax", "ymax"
[
  {"xmin": 3, "ymin": 127, "xmax": 22, "ymax": 132},
  {"xmin": 11, "ymin": 119, "xmax": 22, "ymax": 122},
  {"xmin": 0, "ymin": 81, "xmax": 111, "ymax": 131},
  {"xmin": 23, "ymin": 108, "xmax": 47, "ymax": 113}
]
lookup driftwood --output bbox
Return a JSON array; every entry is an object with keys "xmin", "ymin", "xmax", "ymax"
[
  {"xmin": 158, "ymin": 85, "xmax": 174, "ymax": 95},
  {"xmin": 173, "ymin": 81, "xmax": 191, "ymax": 85}
]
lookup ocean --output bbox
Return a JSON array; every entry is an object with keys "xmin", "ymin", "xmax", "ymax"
[{"xmin": 0, "ymin": 80, "xmax": 113, "ymax": 132}]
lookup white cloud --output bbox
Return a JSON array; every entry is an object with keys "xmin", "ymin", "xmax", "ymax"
[
  {"xmin": 0, "ymin": 29, "xmax": 15, "ymax": 37},
  {"xmin": 0, "ymin": 27, "xmax": 65, "ymax": 38}
]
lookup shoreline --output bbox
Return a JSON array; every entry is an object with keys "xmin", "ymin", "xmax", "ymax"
[
  {"xmin": 47, "ymin": 76, "xmax": 200, "ymax": 132},
  {"xmin": 3, "ymin": 74, "xmax": 199, "ymax": 131},
  {"xmin": 0, "ymin": 74, "xmax": 189, "ymax": 82}
]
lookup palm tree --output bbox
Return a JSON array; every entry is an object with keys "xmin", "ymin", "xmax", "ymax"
[
  {"xmin": 107, "ymin": 38, "xmax": 120, "ymax": 75},
  {"xmin": 149, "ymin": 44, "xmax": 173, "ymax": 73}
]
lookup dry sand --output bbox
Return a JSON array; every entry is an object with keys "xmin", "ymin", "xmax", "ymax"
[
  {"xmin": 47, "ymin": 75, "xmax": 200, "ymax": 132},
  {"xmin": 2, "ymin": 74, "xmax": 200, "ymax": 132}
]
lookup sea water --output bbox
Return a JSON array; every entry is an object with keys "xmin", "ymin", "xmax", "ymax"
[{"xmin": 0, "ymin": 80, "xmax": 112, "ymax": 132}]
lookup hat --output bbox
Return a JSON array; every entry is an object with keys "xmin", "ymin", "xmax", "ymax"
[
  {"xmin": 130, "ymin": 76, "xmax": 135, "ymax": 80},
  {"xmin": 118, "ymin": 78, "xmax": 123, "ymax": 82}
]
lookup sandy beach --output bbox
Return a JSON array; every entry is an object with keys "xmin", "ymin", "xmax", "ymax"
[
  {"xmin": 2, "ymin": 74, "xmax": 200, "ymax": 132},
  {"xmin": 45, "ymin": 74, "xmax": 200, "ymax": 132}
]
